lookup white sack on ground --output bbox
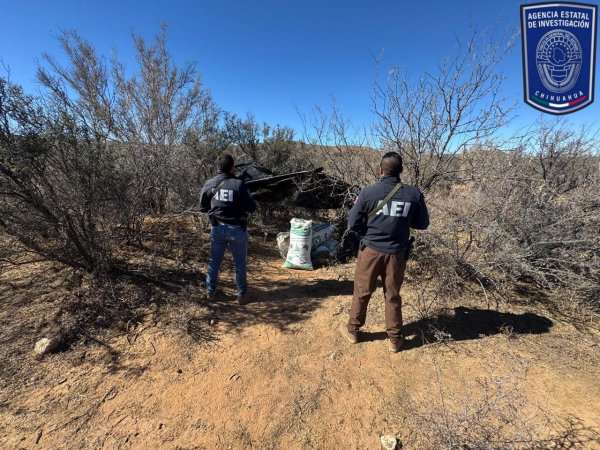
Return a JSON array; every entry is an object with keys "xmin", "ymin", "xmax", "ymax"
[
  {"xmin": 283, "ymin": 218, "xmax": 313, "ymax": 270},
  {"xmin": 276, "ymin": 232, "xmax": 290, "ymax": 259}
]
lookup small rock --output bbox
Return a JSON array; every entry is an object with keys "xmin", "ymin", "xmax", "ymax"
[
  {"xmin": 209, "ymin": 319, "xmax": 216, "ymax": 325},
  {"xmin": 381, "ymin": 435, "xmax": 398, "ymax": 450},
  {"xmin": 34, "ymin": 337, "xmax": 60, "ymax": 355},
  {"xmin": 176, "ymin": 368, "xmax": 183, "ymax": 374}
]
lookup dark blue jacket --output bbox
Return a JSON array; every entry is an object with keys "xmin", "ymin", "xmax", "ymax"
[
  {"xmin": 200, "ymin": 172, "xmax": 257, "ymax": 230},
  {"xmin": 348, "ymin": 176, "xmax": 429, "ymax": 253}
]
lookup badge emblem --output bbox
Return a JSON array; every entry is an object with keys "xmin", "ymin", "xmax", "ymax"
[{"xmin": 521, "ymin": 2, "xmax": 597, "ymax": 114}]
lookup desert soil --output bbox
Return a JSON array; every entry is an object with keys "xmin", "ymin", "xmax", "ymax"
[{"xmin": 1, "ymin": 222, "xmax": 599, "ymax": 449}]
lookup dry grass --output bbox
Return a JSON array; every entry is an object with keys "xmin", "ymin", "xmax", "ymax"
[{"xmin": 1, "ymin": 215, "xmax": 600, "ymax": 449}]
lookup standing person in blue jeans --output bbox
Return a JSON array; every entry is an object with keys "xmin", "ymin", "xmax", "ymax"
[{"xmin": 199, "ymin": 154, "xmax": 257, "ymax": 304}]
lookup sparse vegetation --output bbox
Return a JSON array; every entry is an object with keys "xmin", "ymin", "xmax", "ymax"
[
  {"xmin": 1, "ymin": 25, "xmax": 599, "ymax": 449},
  {"xmin": 404, "ymin": 359, "xmax": 600, "ymax": 449}
]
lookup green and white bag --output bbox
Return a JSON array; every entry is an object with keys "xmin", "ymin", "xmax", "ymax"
[{"xmin": 283, "ymin": 218, "xmax": 313, "ymax": 270}]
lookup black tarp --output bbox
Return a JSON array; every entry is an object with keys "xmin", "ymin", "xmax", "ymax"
[
  {"xmin": 235, "ymin": 163, "xmax": 358, "ymax": 210},
  {"xmin": 234, "ymin": 163, "xmax": 275, "ymax": 183}
]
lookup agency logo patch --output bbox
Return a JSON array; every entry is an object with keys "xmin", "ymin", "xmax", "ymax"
[{"xmin": 521, "ymin": 2, "xmax": 597, "ymax": 114}]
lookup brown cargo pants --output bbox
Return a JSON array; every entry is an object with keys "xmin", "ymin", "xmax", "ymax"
[{"xmin": 347, "ymin": 245, "xmax": 406, "ymax": 340}]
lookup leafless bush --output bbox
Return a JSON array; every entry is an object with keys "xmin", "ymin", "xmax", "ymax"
[
  {"xmin": 403, "ymin": 248, "xmax": 465, "ymax": 320},
  {"xmin": 286, "ymin": 25, "xmax": 599, "ymax": 320},
  {"xmin": 0, "ymin": 78, "xmax": 128, "ymax": 271},
  {"xmin": 406, "ymin": 361, "xmax": 600, "ymax": 449},
  {"xmin": 414, "ymin": 119, "xmax": 600, "ymax": 315},
  {"xmin": 0, "ymin": 26, "xmax": 236, "ymax": 271},
  {"xmin": 38, "ymin": 26, "xmax": 217, "ymax": 216},
  {"xmin": 299, "ymin": 103, "xmax": 380, "ymax": 188},
  {"xmin": 372, "ymin": 27, "xmax": 517, "ymax": 192}
]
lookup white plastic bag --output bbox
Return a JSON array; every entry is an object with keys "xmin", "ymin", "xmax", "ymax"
[{"xmin": 276, "ymin": 232, "xmax": 290, "ymax": 259}]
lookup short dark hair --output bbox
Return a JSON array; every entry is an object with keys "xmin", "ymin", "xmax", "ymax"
[
  {"xmin": 380, "ymin": 151, "xmax": 403, "ymax": 177},
  {"xmin": 217, "ymin": 154, "xmax": 235, "ymax": 173}
]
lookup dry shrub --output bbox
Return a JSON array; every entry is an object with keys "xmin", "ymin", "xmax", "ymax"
[
  {"xmin": 410, "ymin": 120, "xmax": 600, "ymax": 318},
  {"xmin": 299, "ymin": 103, "xmax": 381, "ymax": 188},
  {"xmin": 0, "ymin": 78, "xmax": 131, "ymax": 271},
  {"xmin": 404, "ymin": 258, "xmax": 462, "ymax": 320},
  {"xmin": 372, "ymin": 27, "xmax": 517, "ymax": 192},
  {"xmin": 406, "ymin": 361, "xmax": 600, "ymax": 449}
]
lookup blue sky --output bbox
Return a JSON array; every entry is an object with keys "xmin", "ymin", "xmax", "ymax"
[{"xmin": 1, "ymin": 0, "xmax": 598, "ymax": 136}]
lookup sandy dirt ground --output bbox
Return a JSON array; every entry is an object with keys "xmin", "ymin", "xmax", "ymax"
[{"xmin": 1, "ymin": 224, "xmax": 599, "ymax": 449}]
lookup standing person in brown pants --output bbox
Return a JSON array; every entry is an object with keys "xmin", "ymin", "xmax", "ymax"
[{"xmin": 340, "ymin": 152, "xmax": 429, "ymax": 352}]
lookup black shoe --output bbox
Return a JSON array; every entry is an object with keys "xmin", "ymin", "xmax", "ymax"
[{"xmin": 237, "ymin": 294, "xmax": 249, "ymax": 305}]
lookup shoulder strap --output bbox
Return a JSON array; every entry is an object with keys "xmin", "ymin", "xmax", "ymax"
[
  {"xmin": 367, "ymin": 182, "xmax": 402, "ymax": 218},
  {"xmin": 210, "ymin": 177, "xmax": 230, "ymax": 198}
]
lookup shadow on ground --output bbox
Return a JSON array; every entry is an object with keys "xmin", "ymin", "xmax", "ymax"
[
  {"xmin": 361, "ymin": 306, "xmax": 554, "ymax": 350},
  {"xmin": 194, "ymin": 278, "xmax": 354, "ymax": 336}
]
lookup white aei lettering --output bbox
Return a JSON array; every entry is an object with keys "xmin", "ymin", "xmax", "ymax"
[
  {"xmin": 215, "ymin": 189, "xmax": 234, "ymax": 202},
  {"xmin": 376, "ymin": 200, "xmax": 412, "ymax": 217},
  {"xmin": 390, "ymin": 201, "xmax": 404, "ymax": 217},
  {"xmin": 402, "ymin": 202, "xmax": 411, "ymax": 217},
  {"xmin": 375, "ymin": 200, "xmax": 389, "ymax": 216}
]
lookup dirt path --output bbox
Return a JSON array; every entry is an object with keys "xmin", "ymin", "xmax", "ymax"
[{"xmin": 1, "ymin": 254, "xmax": 600, "ymax": 449}]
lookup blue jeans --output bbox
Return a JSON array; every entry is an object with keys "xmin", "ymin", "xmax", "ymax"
[{"xmin": 206, "ymin": 225, "xmax": 248, "ymax": 296}]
